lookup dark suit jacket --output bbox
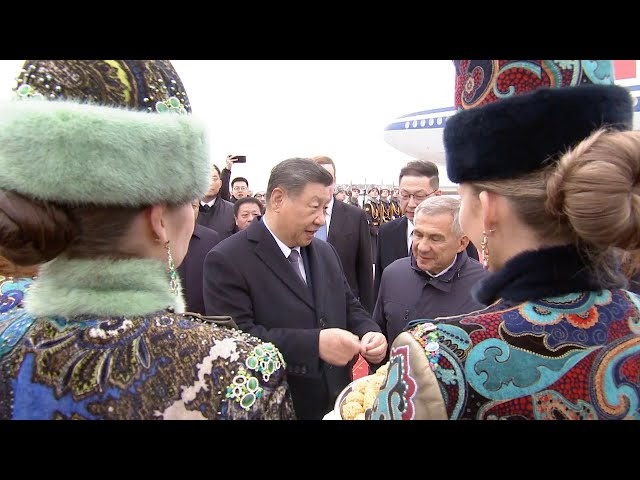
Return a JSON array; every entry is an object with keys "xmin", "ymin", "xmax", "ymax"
[
  {"xmin": 177, "ymin": 224, "xmax": 221, "ymax": 315},
  {"xmin": 219, "ymin": 166, "xmax": 233, "ymax": 203},
  {"xmin": 196, "ymin": 197, "xmax": 236, "ymax": 240},
  {"xmin": 375, "ymin": 216, "xmax": 479, "ymax": 299},
  {"xmin": 203, "ymin": 219, "xmax": 380, "ymax": 420},
  {"xmin": 327, "ymin": 200, "xmax": 374, "ymax": 313}
]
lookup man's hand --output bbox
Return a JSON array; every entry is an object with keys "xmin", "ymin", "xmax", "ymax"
[
  {"xmin": 319, "ymin": 328, "xmax": 362, "ymax": 366},
  {"xmin": 225, "ymin": 154, "xmax": 238, "ymax": 170},
  {"xmin": 359, "ymin": 332, "xmax": 387, "ymax": 365}
]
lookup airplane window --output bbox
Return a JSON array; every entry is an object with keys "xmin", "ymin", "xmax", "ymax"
[
  {"xmin": 428, "ymin": 118, "xmax": 434, "ymax": 126},
  {"xmin": 412, "ymin": 120, "xmax": 417, "ymax": 128},
  {"xmin": 404, "ymin": 121, "xmax": 410, "ymax": 129},
  {"xmin": 420, "ymin": 119, "xmax": 426, "ymax": 127}
]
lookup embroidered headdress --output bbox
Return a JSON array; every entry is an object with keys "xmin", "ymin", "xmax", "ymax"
[
  {"xmin": 0, "ymin": 60, "xmax": 210, "ymax": 206},
  {"xmin": 445, "ymin": 60, "xmax": 634, "ymax": 183}
]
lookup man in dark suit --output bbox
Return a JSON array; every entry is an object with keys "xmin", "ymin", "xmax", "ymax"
[
  {"xmin": 311, "ymin": 156, "xmax": 374, "ymax": 313},
  {"xmin": 375, "ymin": 160, "xmax": 479, "ymax": 299},
  {"xmin": 219, "ymin": 154, "xmax": 250, "ymax": 204},
  {"xmin": 177, "ymin": 201, "xmax": 221, "ymax": 314},
  {"xmin": 197, "ymin": 164, "xmax": 236, "ymax": 240},
  {"xmin": 203, "ymin": 158, "xmax": 386, "ymax": 420}
]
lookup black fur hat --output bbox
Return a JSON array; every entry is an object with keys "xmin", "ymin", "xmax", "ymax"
[{"xmin": 444, "ymin": 84, "xmax": 634, "ymax": 183}]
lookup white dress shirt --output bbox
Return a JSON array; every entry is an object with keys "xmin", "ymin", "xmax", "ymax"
[
  {"xmin": 325, "ymin": 196, "xmax": 334, "ymax": 234},
  {"xmin": 200, "ymin": 197, "xmax": 217, "ymax": 208},
  {"xmin": 406, "ymin": 218, "xmax": 414, "ymax": 255},
  {"xmin": 425, "ymin": 253, "xmax": 458, "ymax": 278}
]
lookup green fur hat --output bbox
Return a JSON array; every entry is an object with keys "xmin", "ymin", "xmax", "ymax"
[{"xmin": 0, "ymin": 60, "xmax": 211, "ymax": 206}]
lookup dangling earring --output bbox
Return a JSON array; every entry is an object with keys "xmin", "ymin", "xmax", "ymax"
[
  {"xmin": 481, "ymin": 229, "xmax": 495, "ymax": 269},
  {"xmin": 165, "ymin": 240, "xmax": 179, "ymax": 296}
]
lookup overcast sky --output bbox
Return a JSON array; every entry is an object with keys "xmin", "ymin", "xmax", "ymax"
[{"xmin": 0, "ymin": 60, "xmax": 456, "ymax": 191}]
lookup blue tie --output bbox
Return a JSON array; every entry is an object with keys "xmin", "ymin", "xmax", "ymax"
[{"xmin": 315, "ymin": 223, "xmax": 327, "ymax": 241}]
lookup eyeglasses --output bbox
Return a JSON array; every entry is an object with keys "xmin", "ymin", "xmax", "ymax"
[
  {"xmin": 233, "ymin": 186, "xmax": 248, "ymax": 191},
  {"xmin": 399, "ymin": 189, "xmax": 437, "ymax": 202}
]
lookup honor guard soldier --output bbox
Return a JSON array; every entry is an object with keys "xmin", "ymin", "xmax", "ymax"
[{"xmin": 364, "ymin": 186, "xmax": 382, "ymax": 264}]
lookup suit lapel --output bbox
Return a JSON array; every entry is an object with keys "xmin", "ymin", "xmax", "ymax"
[
  {"xmin": 393, "ymin": 217, "xmax": 409, "ymax": 259},
  {"xmin": 250, "ymin": 221, "xmax": 314, "ymax": 309},
  {"xmin": 304, "ymin": 242, "xmax": 325, "ymax": 318},
  {"xmin": 327, "ymin": 201, "xmax": 346, "ymax": 244}
]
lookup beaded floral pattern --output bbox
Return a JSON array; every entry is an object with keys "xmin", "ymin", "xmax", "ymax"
[
  {"xmin": 0, "ymin": 311, "xmax": 295, "ymax": 420},
  {"xmin": 12, "ymin": 61, "xmax": 192, "ymax": 113},
  {"xmin": 245, "ymin": 342, "xmax": 286, "ymax": 382},
  {"xmin": 15, "ymin": 83, "xmax": 45, "ymax": 99},
  {"xmin": 225, "ymin": 366, "xmax": 264, "ymax": 411},
  {"xmin": 411, "ymin": 322, "xmax": 441, "ymax": 371},
  {"xmin": 156, "ymin": 96, "xmax": 187, "ymax": 114}
]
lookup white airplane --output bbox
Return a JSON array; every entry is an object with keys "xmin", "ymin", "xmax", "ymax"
[{"xmin": 384, "ymin": 60, "xmax": 640, "ymax": 178}]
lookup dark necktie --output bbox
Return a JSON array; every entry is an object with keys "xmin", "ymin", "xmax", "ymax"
[
  {"xmin": 199, "ymin": 204, "xmax": 210, "ymax": 213},
  {"xmin": 287, "ymin": 250, "xmax": 307, "ymax": 285}
]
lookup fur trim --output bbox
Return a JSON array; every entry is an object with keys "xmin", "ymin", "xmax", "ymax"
[
  {"xmin": 25, "ymin": 257, "xmax": 185, "ymax": 317},
  {"xmin": 472, "ymin": 245, "xmax": 603, "ymax": 305},
  {"xmin": 0, "ymin": 98, "xmax": 211, "ymax": 206},
  {"xmin": 444, "ymin": 84, "xmax": 633, "ymax": 183}
]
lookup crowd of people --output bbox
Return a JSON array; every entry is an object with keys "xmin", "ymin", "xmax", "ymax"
[{"xmin": 1, "ymin": 59, "xmax": 639, "ymax": 420}]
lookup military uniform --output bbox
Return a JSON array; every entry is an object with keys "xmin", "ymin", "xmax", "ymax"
[
  {"xmin": 389, "ymin": 198, "xmax": 402, "ymax": 219},
  {"xmin": 379, "ymin": 198, "xmax": 392, "ymax": 224},
  {"xmin": 364, "ymin": 195, "xmax": 383, "ymax": 265}
]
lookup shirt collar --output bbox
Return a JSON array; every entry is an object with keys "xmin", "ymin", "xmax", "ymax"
[
  {"xmin": 262, "ymin": 214, "xmax": 299, "ymax": 257},
  {"xmin": 425, "ymin": 253, "xmax": 458, "ymax": 278},
  {"xmin": 201, "ymin": 197, "xmax": 216, "ymax": 208},
  {"xmin": 326, "ymin": 196, "xmax": 334, "ymax": 218},
  {"xmin": 407, "ymin": 218, "xmax": 414, "ymax": 252},
  {"xmin": 410, "ymin": 250, "xmax": 468, "ymax": 293}
]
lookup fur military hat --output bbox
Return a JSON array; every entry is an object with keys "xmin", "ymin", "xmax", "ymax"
[
  {"xmin": 0, "ymin": 60, "xmax": 210, "ymax": 207},
  {"xmin": 445, "ymin": 60, "xmax": 634, "ymax": 183}
]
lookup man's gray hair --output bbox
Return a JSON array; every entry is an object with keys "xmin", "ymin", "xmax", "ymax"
[
  {"xmin": 266, "ymin": 158, "xmax": 333, "ymax": 203},
  {"xmin": 414, "ymin": 196, "xmax": 464, "ymax": 238}
]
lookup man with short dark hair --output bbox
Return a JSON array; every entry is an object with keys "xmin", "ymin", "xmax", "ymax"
[
  {"xmin": 178, "ymin": 201, "xmax": 222, "ymax": 314},
  {"xmin": 204, "ymin": 157, "xmax": 386, "ymax": 420},
  {"xmin": 230, "ymin": 177, "xmax": 249, "ymax": 201},
  {"xmin": 219, "ymin": 154, "xmax": 250, "ymax": 203},
  {"xmin": 197, "ymin": 165, "xmax": 236, "ymax": 240},
  {"xmin": 233, "ymin": 196, "xmax": 263, "ymax": 232},
  {"xmin": 311, "ymin": 155, "xmax": 374, "ymax": 313}
]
